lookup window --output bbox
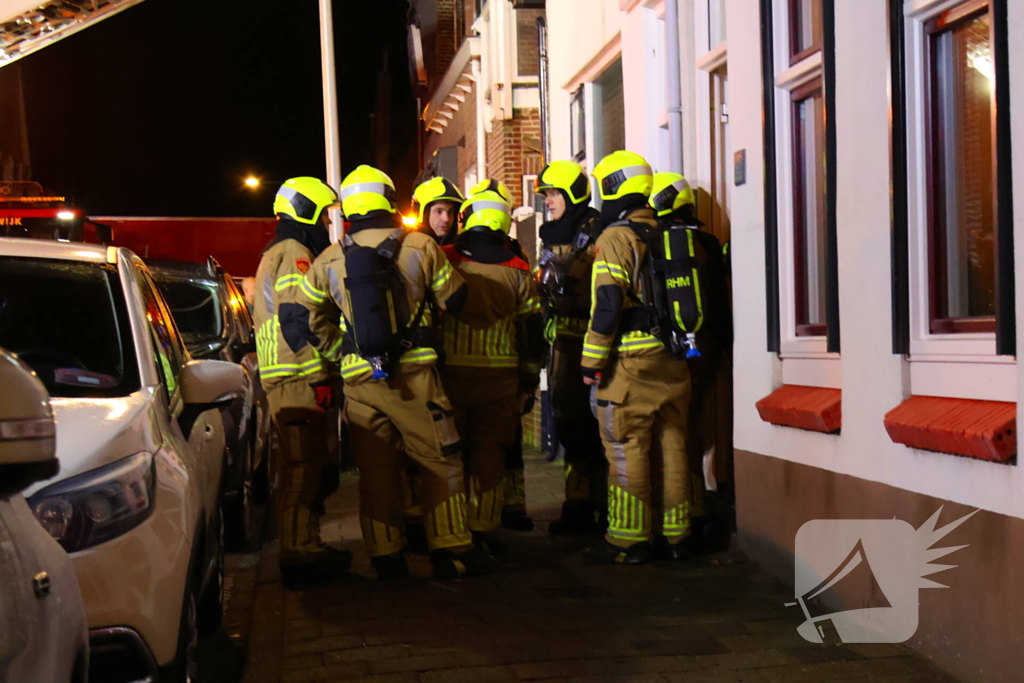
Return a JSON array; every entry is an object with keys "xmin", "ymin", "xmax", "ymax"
[
  {"xmin": 791, "ymin": 79, "xmax": 826, "ymax": 336},
  {"xmin": 926, "ymin": 2, "xmax": 996, "ymax": 333},
  {"xmin": 789, "ymin": 0, "xmax": 822, "ymax": 64},
  {"xmin": 709, "ymin": 0, "xmax": 727, "ymax": 47},
  {"xmin": 153, "ymin": 278, "xmax": 223, "ymax": 346},
  {"xmin": 593, "ymin": 59, "xmax": 625, "ymax": 162},
  {"xmin": 570, "ymin": 85, "xmax": 586, "ymax": 164},
  {"xmin": 139, "ymin": 272, "xmax": 185, "ymax": 398},
  {"xmin": 0, "ymin": 257, "xmax": 139, "ymax": 398}
]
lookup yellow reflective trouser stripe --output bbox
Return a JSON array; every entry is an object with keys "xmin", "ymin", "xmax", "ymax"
[
  {"xmin": 661, "ymin": 502, "xmax": 691, "ymax": 539},
  {"xmin": 467, "ymin": 477, "xmax": 502, "ymax": 532},
  {"xmin": 300, "ymin": 276, "xmax": 327, "ymax": 303},
  {"xmin": 583, "ymin": 343, "xmax": 610, "ymax": 360},
  {"xmin": 275, "ymin": 274, "xmax": 303, "ymax": 291},
  {"xmin": 607, "ymin": 485, "xmax": 651, "ymax": 542},
  {"xmin": 360, "ymin": 516, "xmax": 404, "ymax": 557},
  {"xmin": 426, "ymin": 493, "xmax": 472, "ymax": 550},
  {"xmin": 432, "ymin": 261, "xmax": 454, "ymax": 290}
]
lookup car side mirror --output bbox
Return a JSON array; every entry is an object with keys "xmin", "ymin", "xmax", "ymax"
[
  {"xmin": 178, "ymin": 360, "xmax": 245, "ymax": 439},
  {"xmin": 0, "ymin": 351, "xmax": 59, "ymax": 498}
]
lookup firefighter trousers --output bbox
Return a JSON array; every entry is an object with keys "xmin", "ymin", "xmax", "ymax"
[
  {"xmin": 344, "ymin": 366, "xmax": 473, "ymax": 557},
  {"xmin": 552, "ymin": 337, "xmax": 607, "ymax": 511},
  {"xmin": 267, "ymin": 380, "xmax": 333, "ymax": 565},
  {"xmin": 440, "ymin": 367, "xmax": 520, "ymax": 534},
  {"xmin": 502, "ymin": 422, "xmax": 527, "ymax": 515},
  {"xmin": 595, "ymin": 355, "xmax": 692, "ymax": 547}
]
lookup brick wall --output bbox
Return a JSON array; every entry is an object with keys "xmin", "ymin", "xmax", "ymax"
[
  {"xmin": 435, "ymin": 0, "xmax": 458, "ymax": 81},
  {"xmin": 483, "ymin": 107, "xmax": 543, "ymax": 207}
]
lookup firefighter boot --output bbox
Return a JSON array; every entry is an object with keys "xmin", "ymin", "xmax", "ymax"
[
  {"xmin": 430, "ymin": 547, "xmax": 499, "ymax": 580},
  {"xmin": 472, "ymin": 530, "xmax": 509, "ymax": 560},
  {"xmin": 280, "ymin": 547, "xmax": 353, "ymax": 590},
  {"xmin": 371, "ymin": 552, "xmax": 410, "ymax": 581},
  {"xmin": 549, "ymin": 500, "xmax": 601, "ymax": 535},
  {"xmin": 501, "ymin": 510, "xmax": 534, "ymax": 532},
  {"xmin": 654, "ymin": 534, "xmax": 699, "ymax": 561},
  {"xmin": 583, "ymin": 540, "xmax": 653, "ymax": 566}
]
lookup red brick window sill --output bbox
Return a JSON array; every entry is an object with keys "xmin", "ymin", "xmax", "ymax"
[
  {"xmin": 884, "ymin": 396, "xmax": 1016, "ymax": 463},
  {"xmin": 755, "ymin": 385, "xmax": 842, "ymax": 434}
]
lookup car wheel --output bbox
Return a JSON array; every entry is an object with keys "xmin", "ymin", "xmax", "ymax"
[
  {"xmin": 198, "ymin": 511, "xmax": 225, "ymax": 636},
  {"xmin": 171, "ymin": 582, "xmax": 199, "ymax": 683},
  {"xmin": 223, "ymin": 443, "xmax": 252, "ymax": 552}
]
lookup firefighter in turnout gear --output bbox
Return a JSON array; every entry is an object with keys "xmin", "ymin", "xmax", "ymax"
[
  {"xmin": 413, "ymin": 176, "xmax": 464, "ymax": 244},
  {"xmin": 581, "ymin": 151, "xmax": 695, "ymax": 565},
  {"xmin": 534, "ymin": 160, "xmax": 607, "ymax": 535},
  {"xmin": 438, "ymin": 191, "xmax": 545, "ymax": 556},
  {"xmin": 299, "ymin": 165, "xmax": 497, "ymax": 580},
  {"xmin": 254, "ymin": 177, "xmax": 352, "ymax": 586},
  {"xmin": 467, "ymin": 177, "xmax": 534, "ymax": 533},
  {"xmin": 649, "ymin": 172, "xmax": 730, "ymax": 552}
]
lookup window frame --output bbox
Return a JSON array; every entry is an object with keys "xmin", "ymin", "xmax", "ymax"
[
  {"xmin": 788, "ymin": 0, "xmax": 823, "ymax": 65},
  {"xmin": 923, "ymin": 0, "xmax": 997, "ymax": 335},
  {"xmin": 570, "ymin": 85, "xmax": 587, "ymax": 164},
  {"xmin": 790, "ymin": 77, "xmax": 827, "ymax": 337}
]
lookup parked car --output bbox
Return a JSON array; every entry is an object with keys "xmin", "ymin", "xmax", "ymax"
[
  {"xmin": 148, "ymin": 258, "xmax": 272, "ymax": 550},
  {"xmin": 0, "ymin": 237, "xmax": 245, "ymax": 683},
  {"xmin": 0, "ymin": 349, "xmax": 89, "ymax": 683}
]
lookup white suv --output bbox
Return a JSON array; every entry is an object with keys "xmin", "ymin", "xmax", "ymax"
[{"xmin": 0, "ymin": 237, "xmax": 244, "ymax": 682}]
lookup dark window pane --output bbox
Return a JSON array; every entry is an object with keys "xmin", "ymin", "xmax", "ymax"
[
  {"xmin": 0, "ymin": 257, "xmax": 139, "ymax": 397},
  {"xmin": 570, "ymin": 85, "xmax": 586, "ymax": 163},
  {"xmin": 594, "ymin": 59, "xmax": 625, "ymax": 162},
  {"xmin": 155, "ymin": 279, "xmax": 223, "ymax": 345},
  {"xmin": 791, "ymin": 0, "xmax": 823, "ymax": 58},
  {"xmin": 931, "ymin": 11, "xmax": 995, "ymax": 322},
  {"xmin": 793, "ymin": 88, "xmax": 827, "ymax": 330}
]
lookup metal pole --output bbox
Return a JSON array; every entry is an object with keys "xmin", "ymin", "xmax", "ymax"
[
  {"xmin": 319, "ymin": 0, "xmax": 343, "ymax": 241},
  {"xmin": 537, "ymin": 16, "xmax": 551, "ymax": 164},
  {"xmin": 666, "ymin": 0, "xmax": 683, "ymax": 171}
]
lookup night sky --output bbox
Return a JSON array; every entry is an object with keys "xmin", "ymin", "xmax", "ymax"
[{"xmin": 18, "ymin": 0, "xmax": 418, "ymax": 217}]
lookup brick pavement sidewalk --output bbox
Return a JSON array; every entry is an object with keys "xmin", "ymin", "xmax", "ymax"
[{"xmin": 234, "ymin": 450, "xmax": 961, "ymax": 683}]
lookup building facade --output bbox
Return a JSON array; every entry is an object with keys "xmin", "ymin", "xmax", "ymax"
[{"xmin": 539, "ymin": 0, "xmax": 1021, "ymax": 680}]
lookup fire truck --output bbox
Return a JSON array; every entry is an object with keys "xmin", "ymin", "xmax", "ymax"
[
  {"xmin": 0, "ymin": 181, "xmax": 275, "ymax": 276},
  {"xmin": 0, "ymin": 181, "xmax": 108, "ymax": 243}
]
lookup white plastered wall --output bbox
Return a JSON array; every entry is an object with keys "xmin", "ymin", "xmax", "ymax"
[{"xmin": 728, "ymin": 0, "xmax": 1024, "ymax": 522}]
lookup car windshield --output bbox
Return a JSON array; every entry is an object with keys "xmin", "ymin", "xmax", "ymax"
[
  {"xmin": 0, "ymin": 256, "xmax": 140, "ymax": 398},
  {"xmin": 153, "ymin": 278, "xmax": 223, "ymax": 345}
]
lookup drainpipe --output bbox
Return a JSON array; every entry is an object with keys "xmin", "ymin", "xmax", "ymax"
[
  {"xmin": 473, "ymin": 55, "xmax": 487, "ymax": 183},
  {"xmin": 537, "ymin": 16, "xmax": 551, "ymax": 164},
  {"xmin": 665, "ymin": 0, "xmax": 683, "ymax": 171},
  {"xmin": 319, "ymin": 0, "xmax": 342, "ymax": 240}
]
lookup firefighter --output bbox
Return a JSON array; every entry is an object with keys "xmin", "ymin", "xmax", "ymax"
[
  {"xmin": 581, "ymin": 151, "xmax": 695, "ymax": 565},
  {"xmin": 439, "ymin": 190, "xmax": 545, "ymax": 555},
  {"xmin": 649, "ymin": 172, "xmax": 730, "ymax": 555},
  {"xmin": 299, "ymin": 165, "xmax": 497, "ymax": 580},
  {"xmin": 412, "ymin": 176, "xmax": 464, "ymax": 244},
  {"xmin": 254, "ymin": 177, "xmax": 351, "ymax": 586},
  {"xmin": 466, "ymin": 177, "xmax": 535, "ymax": 532},
  {"xmin": 534, "ymin": 160, "xmax": 607, "ymax": 535}
]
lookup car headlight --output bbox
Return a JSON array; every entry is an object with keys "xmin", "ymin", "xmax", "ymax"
[{"xmin": 28, "ymin": 452, "xmax": 156, "ymax": 553}]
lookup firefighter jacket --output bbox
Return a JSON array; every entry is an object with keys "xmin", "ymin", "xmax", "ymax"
[
  {"xmin": 538, "ymin": 208, "xmax": 601, "ymax": 341},
  {"xmin": 581, "ymin": 206, "xmax": 666, "ymax": 376},
  {"xmin": 254, "ymin": 236, "xmax": 330, "ymax": 388},
  {"xmin": 299, "ymin": 218, "xmax": 468, "ymax": 386},
  {"xmin": 440, "ymin": 239, "xmax": 545, "ymax": 393}
]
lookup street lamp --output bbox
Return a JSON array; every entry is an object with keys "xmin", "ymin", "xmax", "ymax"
[{"xmin": 244, "ymin": 176, "xmax": 261, "ymax": 189}]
